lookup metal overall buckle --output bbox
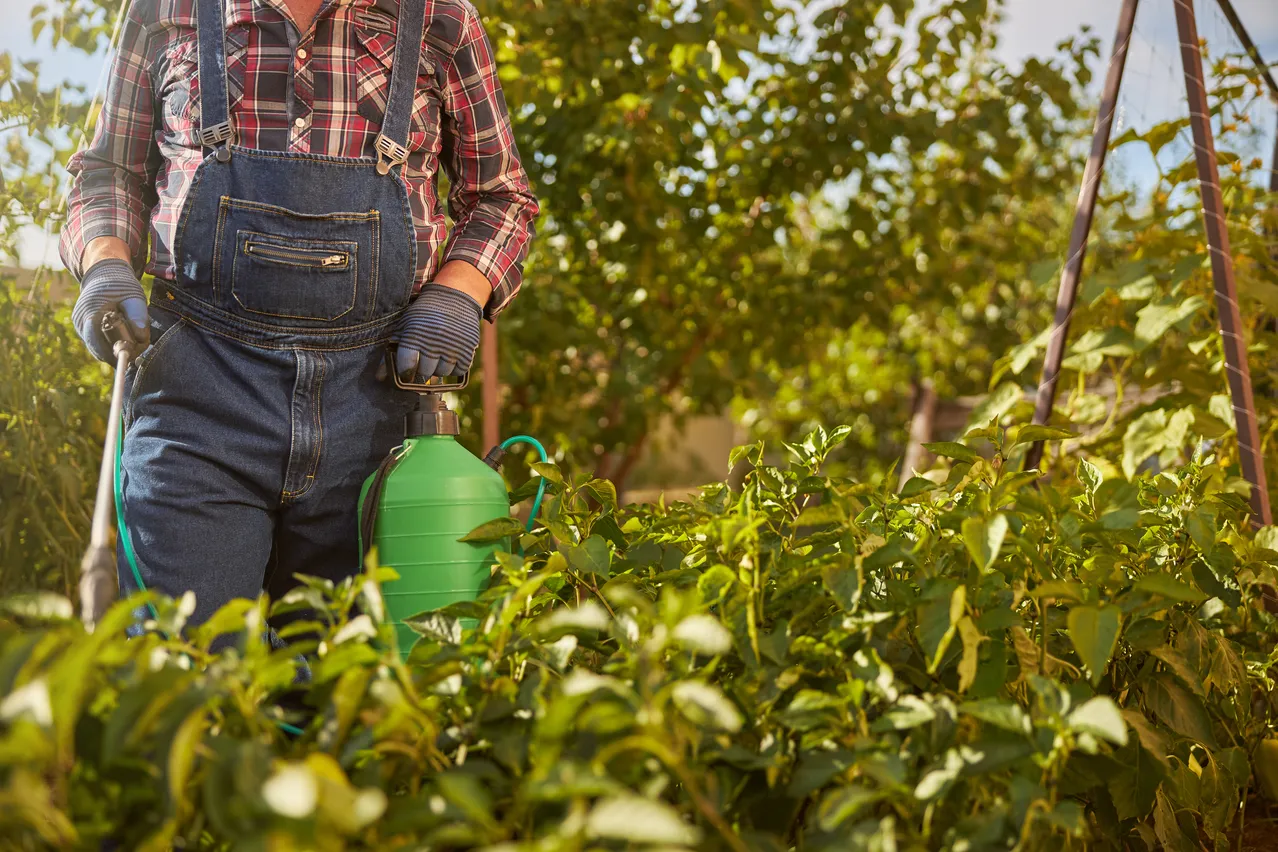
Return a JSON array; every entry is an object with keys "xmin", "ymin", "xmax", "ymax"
[
  {"xmin": 375, "ymin": 134, "xmax": 409, "ymax": 175},
  {"xmin": 198, "ymin": 121, "xmax": 235, "ymax": 162}
]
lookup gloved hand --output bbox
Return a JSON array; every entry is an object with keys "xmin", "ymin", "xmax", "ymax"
[
  {"xmin": 72, "ymin": 258, "xmax": 150, "ymax": 363},
  {"xmin": 390, "ymin": 284, "xmax": 483, "ymax": 382}
]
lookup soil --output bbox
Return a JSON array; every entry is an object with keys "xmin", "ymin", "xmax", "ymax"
[{"xmin": 1234, "ymin": 800, "xmax": 1278, "ymax": 852}]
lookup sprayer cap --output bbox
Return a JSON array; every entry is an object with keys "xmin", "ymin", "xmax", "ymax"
[{"xmin": 406, "ymin": 393, "xmax": 460, "ymax": 437}]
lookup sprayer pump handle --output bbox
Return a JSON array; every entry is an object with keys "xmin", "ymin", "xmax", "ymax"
[{"xmin": 385, "ymin": 349, "xmax": 469, "ymax": 393}]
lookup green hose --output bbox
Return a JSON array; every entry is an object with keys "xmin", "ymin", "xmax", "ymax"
[
  {"xmin": 114, "ymin": 416, "xmax": 157, "ymax": 621},
  {"xmin": 498, "ymin": 435, "xmax": 549, "ymax": 531}
]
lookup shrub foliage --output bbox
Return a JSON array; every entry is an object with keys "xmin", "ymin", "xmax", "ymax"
[
  {"xmin": 0, "ymin": 281, "xmax": 109, "ymax": 596},
  {"xmin": 2, "ymin": 426, "xmax": 1277, "ymax": 850}
]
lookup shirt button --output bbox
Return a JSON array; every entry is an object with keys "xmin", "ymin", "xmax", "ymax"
[
  {"xmin": 297, "ymin": 48, "xmax": 307, "ymax": 59},
  {"xmin": 294, "ymin": 117, "xmax": 307, "ymax": 129}
]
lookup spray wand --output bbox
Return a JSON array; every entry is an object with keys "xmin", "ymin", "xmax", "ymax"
[{"xmin": 81, "ymin": 310, "xmax": 145, "ymax": 629}]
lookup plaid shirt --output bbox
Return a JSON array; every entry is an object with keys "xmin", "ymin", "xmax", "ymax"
[{"xmin": 60, "ymin": 0, "xmax": 537, "ymax": 320}]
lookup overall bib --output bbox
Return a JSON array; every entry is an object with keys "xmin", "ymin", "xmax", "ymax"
[{"xmin": 118, "ymin": 0, "xmax": 425, "ymax": 632}]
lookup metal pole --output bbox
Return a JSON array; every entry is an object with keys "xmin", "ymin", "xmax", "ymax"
[
  {"xmin": 1175, "ymin": 0, "xmax": 1272, "ymax": 526},
  {"xmin": 81, "ymin": 314, "xmax": 136, "ymax": 628},
  {"xmin": 1025, "ymin": 0, "xmax": 1141, "ymax": 471},
  {"xmin": 481, "ymin": 321, "xmax": 500, "ymax": 450}
]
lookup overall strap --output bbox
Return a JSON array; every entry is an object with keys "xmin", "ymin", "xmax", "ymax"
[
  {"xmin": 375, "ymin": 0, "xmax": 428, "ymax": 175},
  {"xmin": 195, "ymin": 0, "xmax": 233, "ymax": 161}
]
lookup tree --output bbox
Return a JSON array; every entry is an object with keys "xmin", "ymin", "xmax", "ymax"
[{"xmin": 476, "ymin": 0, "xmax": 1097, "ymax": 493}]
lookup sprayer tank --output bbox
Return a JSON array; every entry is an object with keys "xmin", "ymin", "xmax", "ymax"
[{"xmin": 359, "ymin": 434, "xmax": 509, "ymax": 656}]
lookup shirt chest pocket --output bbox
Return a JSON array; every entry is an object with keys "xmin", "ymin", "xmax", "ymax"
[
  {"xmin": 156, "ymin": 31, "xmax": 249, "ymax": 145},
  {"xmin": 354, "ymin": 23, "xmax": 444, "ymax": 160}
]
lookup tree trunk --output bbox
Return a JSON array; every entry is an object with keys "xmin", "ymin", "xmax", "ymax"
[{"xmin": 899, "ymin": 379, "xmax": 937, "ymax": 491}]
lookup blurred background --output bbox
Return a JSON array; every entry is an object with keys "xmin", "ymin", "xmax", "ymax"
[{"xmin": 4, "ymin": 0, "xmax": 1278, "ymax": 594}]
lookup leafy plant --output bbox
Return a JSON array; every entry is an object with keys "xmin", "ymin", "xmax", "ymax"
[
  {"xmin": 0, "ymin": 279, "xmax": 108, "ymax": 596},
  {"xmin": 2, "ymin": 426, "xmax": 1277, "ymax": 849}
]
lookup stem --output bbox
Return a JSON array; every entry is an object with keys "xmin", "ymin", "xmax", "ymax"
[
  {"xmin": 595, "ymin": 735, "xmax": 750, "ymax": 852},
  {"xmin": 1237, "ymin": 778, "xmax": 1248, "ymax": 852},
  {"xmin": 1036, "ymin": 598, "xmax": 1047, "ymax": 672}
]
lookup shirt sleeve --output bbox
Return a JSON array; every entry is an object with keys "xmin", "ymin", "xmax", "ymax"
[
  {"xmin": 59, "ymin": 2, "xmax": 160, "ymax": 280},
  {"xmin": 437, "ymin": 3, "xmax": 538, "ymax": 321}
]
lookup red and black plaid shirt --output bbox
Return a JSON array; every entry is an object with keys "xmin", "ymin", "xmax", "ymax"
[{"xmin": 60, "ymin": 0, "xmax": 538, "ymax": 319}]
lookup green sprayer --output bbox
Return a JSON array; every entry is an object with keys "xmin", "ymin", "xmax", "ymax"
[{"xmin": 357, "ymin": 365, "xmax": 547, "ymax": 658}]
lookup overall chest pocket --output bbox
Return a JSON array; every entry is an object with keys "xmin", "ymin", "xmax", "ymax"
[
  {"xmin": 217, "ymin": 197, "xmax": 382, "ymax": 324},
  {"xmin": 354, "ymin": 21, "xmax": 443, "ymax": 159}
]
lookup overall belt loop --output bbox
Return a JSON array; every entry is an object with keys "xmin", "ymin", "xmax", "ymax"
[
  {"xmin": 196, "ymin": 0, "xmax": 234, "ymax": 162},
  {"xmin": 375, "ymin": 0, "xmax": 428, "ymax": 176}
]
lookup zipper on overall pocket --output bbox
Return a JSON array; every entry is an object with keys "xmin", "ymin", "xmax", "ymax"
[{"xmin": 245, "ymin": 241, "xmax": 350, "ymax": 270}]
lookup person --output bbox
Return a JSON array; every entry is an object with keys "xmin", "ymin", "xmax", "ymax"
[{"xmin": 59, "ymin": 0, "xmax": 537, "ymax": 642}]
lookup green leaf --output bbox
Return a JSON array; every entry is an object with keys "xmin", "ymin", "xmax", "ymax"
[
  {"xmin": 436, "ymin": 771, "xmax": 497, "ymax": 830},
  {"xmin": 969, "ymin": 382, "xmax": 1024, "ymax": 427},
  {"xmin": 1146, "ymin": 674, "xmax": 1217, "ymax": 747},
  {"xmin": 1108, "ymin": 740, "xmax": 1166, "ymax": 820},
  {"xmin": 565, "ymin": 536, "xmax": 612, "ymax": 577},
  {"xmin": 817, "ymin": 786, "xmax": 883, "ymax": 831},
  {"xmin": 1153, "ymin": 789, "xmax": 1197, "ymax": 852},
  {"xmin": 1122, "ymin": 408, "xmax": 1194, "ymax": 479},
  {"xmin": 671, "ymin": 681, "xmax": 742, "ymax": 732},
  {"xmin": 1122, "ymin": 410, "xmax": 1168, "ymax": 479},
  {"xmin": 671, "ymin": 615, "xmax": 733, "ymax": 655},
  {"xmin": 899, "ymin": 476, "xmax": 938, "ymax": 498},
  {"xmin": 586, "ymin": 796, "xmax": 702, "ymax": 846},
  {"xmin": 538, "ymin": 601, "xmax": 610, "ymax": 635},
  {"xmin": 459, "ymin": 515, "xmax": 523, "ymax": 543},
  {"xmin": 1150, "ymin": 647, "xmax": 1205, "ymax": 697},
  {"xmin": 795, "ymin": 502, "xmax": 844, "ymax": 526},
  {"xmin": 1254, "ymin": 525, "xmax": 1278, "ymax": 552},
  {"xmin": 728, "ymin": 441, "xmax": 764, "ymax": 470},
  {"xmin": 1032, "ymin": 581, "xmax": 1085, "ymax": 602},
  {"xmin": 1067, "ymin": 605, "xmax": 1121, "ymax": 686},
  {"xmin": 923, "ymin": 441, "xmax": 980, "ymax": 463},
  {"xmin": 1068, "ymin": 696, "xmax": 1128, "ymax": 745},
  {"xmin": 963, "ymin": 514, "xmax": 1008, "ymax": 573},
  {"xmin": 1134, "ymin": 296, "xmax": 1208, "ymax": 347},
  {"xmin": 582, "ymin": 479, "xmax": 618, "ymax": 511},
  {"xmin": 957, "ymin": 617, "xmax": 983, "ymax": 693},
  {"xmin": 1186, "ymin": 510, "xmax": 1216, "ymax": 554},
  {"xmin": 789, "ymin": 751, "xmax": 855, "ymax": 798},
  {"xmin": 1013, "ymin": 425, "xmax": 1077, "ymax": 446},
  {"xmin": 959, "ymin": 699, "xmax": 1031, "ymax": 734},
  {"xmin": 1133, "ymin": 575, "xmax": 1207, "ymax": 603},
  {"xmin": 875, "ymin": 695, "xmax": 937, "ymax": 731},
  {"xmin": 917, "ymin": 583, "xmax": 966, "ymax": 673},
  {"xmin": 1078, "ymin": 458, "xmax": 1103, "ymax": 494},
  {"xmin": 1122, "ymin": 710, "xmax": 1170, "ymax": 764},
  {"xmin": 530, "ymin": 462, "xmax": 564, "ymax": 484}
]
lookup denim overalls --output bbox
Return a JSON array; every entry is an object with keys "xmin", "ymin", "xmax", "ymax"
[{"xmin": 118, "ymin": 0, "xmax": 426, "ymax": 633}]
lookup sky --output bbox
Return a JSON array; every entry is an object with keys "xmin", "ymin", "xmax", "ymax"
[{"xmin": 3, "ymin": 0, "xmax": 1278, "ymax": 268}]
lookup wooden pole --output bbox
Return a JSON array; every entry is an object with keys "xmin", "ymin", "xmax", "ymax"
[
  {"xmin": 1175, "ymin": 0, "xmax": 1272, "ymax": 526},
  {"xmin": 1213, "ymin": 0, "xmax": 1278, "ymax": 101},
  {"xmin": 1271, "ymin": 113, "xmax": 1278, "ymax": 196},
  {"xmin": 481, "ymin": 321, "xmax": 500, "ymax": 451},
  {"xmin": 1025, "ymin": 0, "xmax": 1140, "ymax": 472}
]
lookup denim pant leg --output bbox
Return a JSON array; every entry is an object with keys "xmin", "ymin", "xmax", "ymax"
[
  {"xmin": 265, "ymin": 344, "xmax": 414, "ymax": 610},
  {"xmin": 118, "ymin": 310, "xmax": 293, "ymax": 630}
]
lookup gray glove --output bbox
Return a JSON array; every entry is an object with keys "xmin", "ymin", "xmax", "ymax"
[
  {"xmin": 391, "ymin": 284, "xmax": 483, "ymax": 381},
  {"xmin": 72, "ymin": 259, "xmax": 150, "ymax": 363}
]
